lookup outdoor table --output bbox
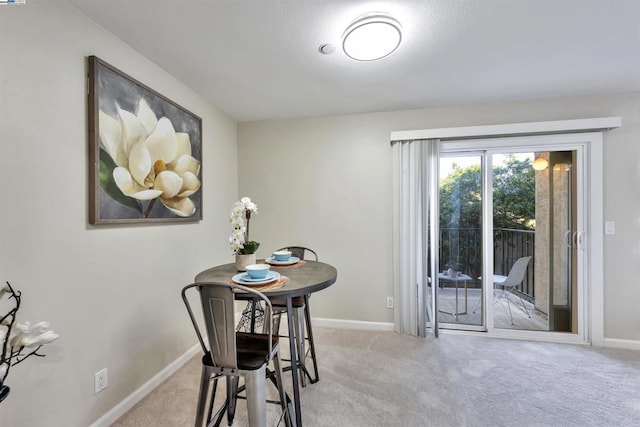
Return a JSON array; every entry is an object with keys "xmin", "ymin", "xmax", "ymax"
[{"xmin": 438, "ymin": 272, "xmax": 472, "ymax": 320}]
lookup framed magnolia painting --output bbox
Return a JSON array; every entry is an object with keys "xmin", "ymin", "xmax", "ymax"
[{"xmin": 87, "ymin": 55, "xmax": 202, "ymax": 224}]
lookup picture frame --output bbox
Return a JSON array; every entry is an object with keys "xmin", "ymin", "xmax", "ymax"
[{"xmin": 87, "ymin": 55, "xmax": 203, "ymax": 224}]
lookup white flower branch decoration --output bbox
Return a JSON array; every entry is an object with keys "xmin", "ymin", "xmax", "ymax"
[{"xmin": 0, "ymin": 282, "xmax": 59, "ymax": 400}]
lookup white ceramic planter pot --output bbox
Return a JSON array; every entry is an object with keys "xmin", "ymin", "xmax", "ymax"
[{"xmin": 235, "ymin": 253, "xmax": 256, "ymax": 271}]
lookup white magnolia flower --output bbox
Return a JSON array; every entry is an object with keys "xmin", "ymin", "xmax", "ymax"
[
  {"xmin": 10, "ymin": 321, "xmax": 59, "ymax": 348},
  {"xmin": 99, "ymin": 98, "xmax": 201, "ymax": 217}
]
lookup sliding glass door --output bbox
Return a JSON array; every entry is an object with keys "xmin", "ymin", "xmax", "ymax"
[
  {"xmin": 436, "ymin": 138, "xmax": 585, "ymax": 339},
  {"xmin": 437, "ymin": 154, "xmax": 483, "ymax": 330}
]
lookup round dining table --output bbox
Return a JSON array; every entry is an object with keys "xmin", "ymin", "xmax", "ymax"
[{"xmin": 195, "ymin": 260, "xmax": 337, "ymax": 427}]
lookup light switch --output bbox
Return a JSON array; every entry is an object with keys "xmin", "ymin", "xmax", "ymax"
[{"xmin": 604, "ymin": 221, "xmax": 615, "ymax": 235}]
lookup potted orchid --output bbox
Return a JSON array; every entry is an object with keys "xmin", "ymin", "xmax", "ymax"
[
  {"xmin": 229, "ymin": 197, "xmax": 259, "ymax": 271},
  {"xmin": 0, "ymin": 282, "xmax": 59, "ymax": 403}
]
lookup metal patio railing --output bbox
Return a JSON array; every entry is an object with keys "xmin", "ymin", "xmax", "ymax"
[{"xmin": 438, "ymin": 227, "xmax": 535, "ymax": 301}]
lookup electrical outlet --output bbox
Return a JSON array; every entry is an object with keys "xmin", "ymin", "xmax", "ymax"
[
  {"xmin": 386, "ymin": 297, "xmax": 394, "ymax": 309},
  {"xmin": 94, "ymin": 368, "xmax": 107, "ymax": 394}
]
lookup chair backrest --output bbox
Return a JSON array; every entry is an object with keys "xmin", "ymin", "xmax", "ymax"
[
  {"xmin": 502, "ymin": 256, "xmax": 532, "ymax": 288},
  {"xmin": 182, "ymin": 282, "xmax": 274, "ymax": 370},
  {"xmin": 278, "ymin": 246, "xmax": 318, "ymax": 261}
]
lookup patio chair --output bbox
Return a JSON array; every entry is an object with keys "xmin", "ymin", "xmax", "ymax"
[
  {"xmin": 494, "ymin": 256, "xmax": 532, "ymax": 324},
  {"xmin": 181, "ymin": 282, "xmax": 291, "ymax": 427}
]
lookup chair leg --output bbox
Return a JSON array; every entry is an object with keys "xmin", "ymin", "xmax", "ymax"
[
  {"xmin": 516, "ymin": 294, "xmax": 531, "ymax": 318},
  {"xmin": 293, "ymin": 306, "xmax": 307, "ymax": 387},
  {"xmin": 207, "ymin": 378, "xmax": 219, "ymax": 425},
  {"xmin": 245, "ymin": 366, "xmax": 267, "ymax": 427},
  {"xmin": 226, "ymin": 376, "xmax": 238, "ymax": 426},
  {"xmin": 505, "ymin": 297, "xmax": 514, "ymax": 324},
  {"xmin": 502, "ymin": 287, "xmax": 515, "ymax": 325},
  {"xmin": 195, "ymin": 366, "xmax": 212, "ymax": 427},
  {"xmin": 273, "ymin": 351, "xmax": 293, "ymax": 427},
  {"xmin": 494, "ymin": 286, "xmax": 514, "ymax": 324},
  {"xmin": 498, "ymin": 287, "xmax": 531, "ymax": 324},
  {"xmin": 302, "ymin": 295, "xmax": 319, "ymax": 384}
]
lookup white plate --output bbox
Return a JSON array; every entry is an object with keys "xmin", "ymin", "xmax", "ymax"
[
  {"xmin": 232, "ymin": 271, "xmax": 280, "ymax": 285},
  {"xmin": 265, "ymin": 256, "xmax": 300, "ymax": 265}
]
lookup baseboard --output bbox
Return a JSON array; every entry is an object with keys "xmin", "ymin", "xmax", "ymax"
[
  {"xmin": 89, "ymin": 343, "xmax": 201, "ymax": 427},
  {"xmin": 312, "ymin": 317, "xmax": 394, "ymax": 331},
  {"xmin": 603, "ymin": 337, "xmax": 640, "ymax": 351}
]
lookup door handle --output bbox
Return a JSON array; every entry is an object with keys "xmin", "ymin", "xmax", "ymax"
[
  {"xmin": 576, "ymin": 230, "xmax": 586, "ymax": 251},
  {"xmin": 565, "ymin": 230, "xmax": 572, "ymax": 248}
]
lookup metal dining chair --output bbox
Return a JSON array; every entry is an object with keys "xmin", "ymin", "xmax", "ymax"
[
  {"xmin": 181, "ymin": 282, "xmax": 292, "ymax": 427},
  {"xmin": 271, "ymin": 246, "xmax": 319, "ymax": 387}
]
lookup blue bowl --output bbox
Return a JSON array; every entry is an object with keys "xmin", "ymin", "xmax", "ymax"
[
  {"xmin": 273, "ymin": 250, "xmax": 292, "ymax": 262},
  {"xmin": 245, "ymin": 264, "xmax": 270, "ymax": 279}
]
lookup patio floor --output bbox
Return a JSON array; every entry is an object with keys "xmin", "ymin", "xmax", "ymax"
[{"xmin": 434, "ymin": 287, "xmax": 549, "ymax": 330}]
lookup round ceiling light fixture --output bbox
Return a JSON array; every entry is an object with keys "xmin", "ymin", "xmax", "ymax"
[{"xmin": 342, "ymin": 12, "xmax": 402, "ymax": 61}]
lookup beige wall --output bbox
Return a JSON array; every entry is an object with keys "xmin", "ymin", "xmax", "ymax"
[
  {"xmin": 239, "ymin": 93, "xmax": 640, "ymax": 340},
  {"xmin": 0, "ymin": 1, "xmax": 237, "ymax": 425}
]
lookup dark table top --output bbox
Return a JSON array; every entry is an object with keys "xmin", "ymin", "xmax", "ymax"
[{"xmin": 194, "ymin": 260, "xmax": 338, "ymax": 299}]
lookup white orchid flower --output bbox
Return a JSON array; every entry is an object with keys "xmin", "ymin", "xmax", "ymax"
[
  {"xmin": 99, "ymin": 98, "xmax": 201, "ymax": 217},
  {"xmin": 230, "ymin": 201, "xmax": 245, "ymax": 218},
  {"xmin": 0, "ymin": 363, "xmax": 7, "ymax": 380},
  {"xmin": 229, "ymin": 197, "xmax": 259, "ymax": 254},
  {"xmin": 230, "ymin": 215, "xmax": 245, "ymax": 228},
  {"xmin": 229, "ymin": 237, "xmax": 243, "ymax": 253},
  {"xmin": 240, "ymin": 197, "xmax": 258, "ymax": 213},
  {"xmin": 231, "ymin": 228, "xmax": 246, "ymax": 241}
]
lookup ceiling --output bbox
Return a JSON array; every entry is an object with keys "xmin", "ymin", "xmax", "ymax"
[{"xmin": 68, "ymin": 0, "xmax": 640, "ymax": 123}]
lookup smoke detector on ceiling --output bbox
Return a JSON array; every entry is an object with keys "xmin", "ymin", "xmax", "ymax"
[{"xmin": 319, "ymin": 44, "xmax": 336, "ymax": 55}]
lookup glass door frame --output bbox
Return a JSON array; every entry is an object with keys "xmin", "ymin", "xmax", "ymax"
[
  {"xmin": 436, "ymin": 151, "xmax": 486, "ymax": 332},
  {"xmin": 440, "ymin": 132, "xmax": 603, "ymax": 345}
]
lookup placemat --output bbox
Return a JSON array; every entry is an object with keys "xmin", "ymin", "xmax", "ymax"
[
  {"xmin": 228, "ymin": 275, "xmax": 289, "ymax": 292},
  {"xmin": 252, "ymin": 275, "xmax": 289, "ymax": 291}
]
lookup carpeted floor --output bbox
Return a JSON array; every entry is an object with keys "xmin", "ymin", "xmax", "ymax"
[{"xmin": 113, "ymin": 328, "xmax": 640, "ymax": 427}]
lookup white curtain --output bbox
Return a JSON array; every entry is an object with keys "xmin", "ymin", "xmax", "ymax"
[{"xmin": 391, "ymin": 139, "xmax": 439, "ymax": 337}]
